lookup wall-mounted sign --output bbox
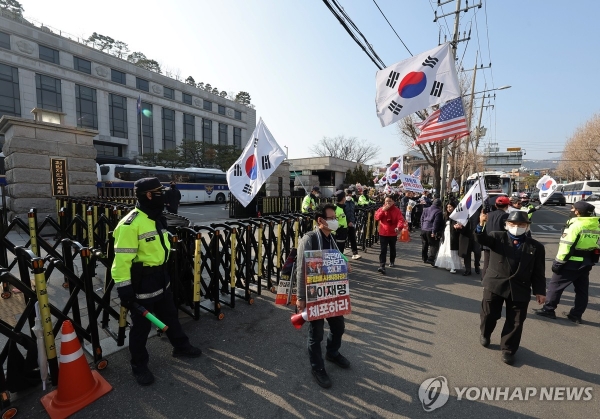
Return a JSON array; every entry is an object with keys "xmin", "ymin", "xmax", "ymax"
[{"xmin": 50, "ymin": 158, "xmax": 68, "ymax": 196}]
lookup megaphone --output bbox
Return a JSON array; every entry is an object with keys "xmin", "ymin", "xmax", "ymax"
[{"xmin": 290, "ymin": 310, "xmax": 308, "ymax": 329}]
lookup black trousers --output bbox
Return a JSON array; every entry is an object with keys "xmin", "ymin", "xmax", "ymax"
[
  {"xmin": 482, "ymin": 249, "xmax": 490, "ymax": 279},
  {"xmin": 543, "ymin": 267, "xmax": 590, "ymax": 318},
  {"xmin": 464, "ymin": 241, "xmax": 481, "ymax": 271},
  {"xmin": 129, "ymin": 288, "xmax": 190, "ymax": 372},
  {"xmin": 427, "ymin": 235, "xmax": 440, "ymax": 262},
  {"xmin": 308, "ymin": 316, "xmax": 345, "ymax": 370},
  {"xmin": 347, "ymin": 226, "xmax": 358, "ymax": 254},
  {"xmin": 480, "ymin": 289, "xmax": 529, "ymax": 354},
  {"xmin": 420, "ymin": 231, "xmax": 430, "ymax": 262},
  {"xmin": 379, "ymin": 235, "xmax": 397, "ymax": 265}
]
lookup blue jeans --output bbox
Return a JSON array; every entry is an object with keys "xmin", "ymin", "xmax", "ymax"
[{"xmin": 308, "ymin": 316, "xmax": 345, "ymax": 370}]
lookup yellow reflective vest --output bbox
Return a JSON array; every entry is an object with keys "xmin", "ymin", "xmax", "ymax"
[
  {"xmin": 111, "ymin": 208, "xmax": 171, "ymax": 286},
  {"xmin": 358, "ymin": 194, "xmax": 373, "ymax": 206},
  {"xmin": 335, "ymin": 205, "xmax": 348, "ymax": 229},
  {"xmin": 555, "ymin": 216, "xmax": 600, "ymax": 263},
  {"xmin": 302, "ymin": 194, "xmax": 316, "ymax": 213}
]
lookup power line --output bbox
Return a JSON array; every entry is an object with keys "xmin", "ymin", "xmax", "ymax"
[
  {"xmin": 371, "ymin": 0, "xmax": 412, "ymax": 56},
  {"xmin": 483, "ymin": 0, "xmax": 495, "ymax": 88}
]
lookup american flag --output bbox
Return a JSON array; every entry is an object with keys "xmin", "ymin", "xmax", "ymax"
[
  {"xmin": 413, "ymin": 97, "xmax": 469, "ymax": 145},
  {"xmin": 411, "ymin": 167, "xmax": 421, "ymax": 179}
]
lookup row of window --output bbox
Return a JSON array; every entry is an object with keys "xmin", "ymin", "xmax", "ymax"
[
  {"xmin": 0, "ymin": 62, "xmax": 244, "ymax": 151},
  {"xmin": 1, "ymin": 30, "xmax": 243, "ymax": 120}
]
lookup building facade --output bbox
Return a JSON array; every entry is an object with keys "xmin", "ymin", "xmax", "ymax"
[
  {"xmin": 0, "ymin": 15, "xmax": 256, "ymax": 164},
  {"xmin": 288, "ymin": 157, "xmax": 369, "ymax": 197}
]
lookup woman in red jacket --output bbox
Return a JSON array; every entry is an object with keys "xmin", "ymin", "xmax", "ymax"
[{"xmin": 375, "ymin": 196, "xmax": 406, "ymax": 274}]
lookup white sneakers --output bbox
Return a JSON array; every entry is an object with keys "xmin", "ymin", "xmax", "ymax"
[
  {"xmin": 450, "ymin": 269, "xmax": 457, "ymax": 274},
  {"xmin": 352, "ymin": 254, "xmax": 361, "ymax": 260}
]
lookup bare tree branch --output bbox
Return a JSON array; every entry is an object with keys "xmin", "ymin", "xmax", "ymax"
[{"xmin": 310, "ymin": 135, "xmax": 381, "ymax": 165}]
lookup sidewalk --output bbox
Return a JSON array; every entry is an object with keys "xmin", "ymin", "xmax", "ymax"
[{"xmin": 9, "ymin": 230, "xmax": 600, "ymax": 418}]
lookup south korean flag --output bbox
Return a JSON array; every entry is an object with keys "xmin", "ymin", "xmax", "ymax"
[
  {"xmin": 226, "ymin": 118, "xmax": 286, "ymax": 207},
  {"xmin": 375, "ymin": 43, "xmax": 461, "ymax": 127}
]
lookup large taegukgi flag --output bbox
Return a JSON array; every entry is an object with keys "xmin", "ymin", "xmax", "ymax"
[
  {"xmin": 450, "ymin": 179, "xmax": 488, "ymax": 226},
  {"xmin": 375, "ymin": 43, "xmax": 461, "ymax": 127},
  {"xmin": 385, "ymin": 157, "xmax": 404, "ymax": 184},
  {"xmin": 226, "ymin": 118, "xmax": 286, "ymax": 207},
  {"xmin": 536, "ymin": 175, "xmax": 558, "ymax": 205}
]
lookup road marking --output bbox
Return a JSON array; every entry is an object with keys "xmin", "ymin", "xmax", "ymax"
[{"xmin": 537, "ymin": 224, "xmax": 560, "ymax": 231}]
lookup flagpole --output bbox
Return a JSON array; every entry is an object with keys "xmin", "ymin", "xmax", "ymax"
[{"xmin": 140, "ymin": 106, "xmax": 144, "ymax": 157}]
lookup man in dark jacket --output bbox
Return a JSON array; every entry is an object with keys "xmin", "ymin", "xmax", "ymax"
[
  {"xmin": 164, "ymin": 182, "xmax": 182, "ymax": 214},
  {"xmin": 481, "ymin": 196, "xmax": 510, "ymax": 278},
  {"xmin": 475, "ymin": 211, "xmax": 546, "ymax": 365},
  {"xmin": 344, "ymin": 189, "xmax": 361, "ymax": 260},
  {"xmin": 420, "ymin": 198, "xmax": 444, "ymax": 265},
  {"xmin": 455, "ymin": 208, "xmax": 482, "ymax": 276}
]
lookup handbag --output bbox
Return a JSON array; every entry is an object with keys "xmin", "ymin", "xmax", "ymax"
[{"xmin": 398, "ymin": 227, "xmax": 410, "ymax": 243}]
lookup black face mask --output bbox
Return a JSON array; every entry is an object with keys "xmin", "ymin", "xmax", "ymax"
[{"xmin": 138, "ymin": 192, "xmax": 165, "ymax": 219}]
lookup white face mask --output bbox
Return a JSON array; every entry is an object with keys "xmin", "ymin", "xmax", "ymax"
[
  {"xmin": 325, "ymin": 219, "xmax": 339, "ymax": 232},
  {"xmin": 506, "ymin": 225, "xmax": 529, "ymax": 236}
]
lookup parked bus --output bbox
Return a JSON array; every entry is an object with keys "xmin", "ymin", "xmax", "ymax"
[
  {"xmin": 463, "ymin": 171, "xmax": 515, "ymax": 197},
  {"xmin": 100, "ymin": 164, "xmax": 229, "ymax": 204},
  {"xmin": 558, "ymin": 180, "xmax": 600, "ymax": 203}
]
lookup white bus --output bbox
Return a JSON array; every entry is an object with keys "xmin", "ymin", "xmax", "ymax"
[
  {"xmin": 463, "ymin": 171, "xmax": 515, "ymax": 197},
  {"xmin": 559, "ymin": 180, "xmax": 600, "ymax": 204},
  {"xmin": 99, "ymin": 164, "xmax": 229, "ymax": 204}
]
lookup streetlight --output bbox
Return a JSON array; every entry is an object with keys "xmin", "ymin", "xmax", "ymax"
[{"xmin": 284, "ymin": 145, "xmax": 288, "ymax": 159}]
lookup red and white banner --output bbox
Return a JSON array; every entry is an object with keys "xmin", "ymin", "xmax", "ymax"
[{"xmin": 304, "ymin": 249, "xmax": 351, "ymax": 321}]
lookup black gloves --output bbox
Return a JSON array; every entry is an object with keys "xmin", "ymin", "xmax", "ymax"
[
  {"xmin": 551, "ymin": 261, "xmax": 565, "ymax": 274},
  {"xmin": 117, "ymin": 284, "xmax": 135, "ymax": 309}
]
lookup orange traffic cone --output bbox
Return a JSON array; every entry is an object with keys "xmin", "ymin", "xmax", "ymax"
[{"xmin": 40, "ymin": 321, "xmax": 112, "ymax": 419}]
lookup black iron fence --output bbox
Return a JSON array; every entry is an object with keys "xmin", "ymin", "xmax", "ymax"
[{"xmin": 0, "ymin": 195, "xmax": 379, "ymax": 414}]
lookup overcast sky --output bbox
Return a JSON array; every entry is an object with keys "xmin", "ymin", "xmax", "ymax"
[{"xmin": 19, "ymin": 0, "xmax": 600, "ymax": 166}]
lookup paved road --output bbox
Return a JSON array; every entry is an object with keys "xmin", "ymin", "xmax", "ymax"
[
  {"xmin": 11, "ymin": 213, "xmax": 599, "ymax": 419},
  {"xmin": 175, "ymin": 202, "xmax": 231, "ymax": 225},
  {"xmin": 529, "ymin": 205, "xmax": 570, "ymax": 237}
]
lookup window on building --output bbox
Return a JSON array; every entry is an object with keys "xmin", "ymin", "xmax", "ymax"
[
  {"xmin": 138, "ymin": 102, "xmax": 153, "ymax": 154},
  {"xmin": 218, "ymin": 105, "xmax": 226, "ymax": 115},
  {"xmin": 39, "ymin": 45, "xmax": 59, "ymax": 64},
  {"xmin": 203, "ymin": 100, "xmax": 212, "ymax": 111},
  {"xmin": 202, "ymin": 119, "xmax": 212, "ymax": 143},
  {"xmin": 73, "ymin": 56, "xmax": 91, "ymax": 74},
  {"xmin": 111, "ymin": 69, "xmax": 126, "ymax": 85},
  {"xmin": 0, "ymin": 63, "xmax": 20, "ymax": 118},
  {"xmin": 0, "ymin": 31, "xmax": 10, "ymax": 50},
  {"xmin": 94, "ymin": 143, "xmax": 122, "ymax": 157},
  {"xmin": 234, "ymin": 110, "xmax": 242, "ymax": 120},
  {"xmin": 183, "ymin": 113, "xmax": 195, "ymax": 141},
  {"xmin": 136, "ymin": 77, "xmax": 149, "ymax": 92},
  {"xmin": 162, "ymin": 108, "xmax": 175, "ymax": 150},
  {"xmin": 75, "ymin": 85, "xmax": 98, "ymax": 129},
  {"xmin": 219, "ymin": 123, "xmax": 228, "ymax": 145},
  {"xmin": 35, "ymin": 74, "xmax": 62, "ymax": 111},
  {"xmin": 109, "ymin": 94, "xmax": 128, "ymax": 138},
  {"xmin": 164, "ymin": 87, "xmax": 174, "ymax": 99},
  {"xmin": 182, "ymin": 93, "xmax": 192, "ymax": 105},
  {"xmin": 233, "ymin": 127, "xmax": 242, "ymax": 149}
]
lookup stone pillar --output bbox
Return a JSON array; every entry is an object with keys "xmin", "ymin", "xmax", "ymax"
[
  {"xmin": 0, "ymin": 115, "xmax": 98, "ymax": 220},
  {"xmin": 265, "ymin": 161, "xmax": 291, "ymax": 197}
]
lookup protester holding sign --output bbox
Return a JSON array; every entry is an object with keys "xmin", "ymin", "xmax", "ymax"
[
  {"xmin": 296, "ymin": 204, "xmax": 351, "ymax": 389},
  {"xmin": 374, "ymin": 196, "xmax": 407, "ymax": 274}
]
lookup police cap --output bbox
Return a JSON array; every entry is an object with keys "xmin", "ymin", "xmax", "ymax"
[
  {"xmin": 506, "ymin": 211, "xmax": 531, "ymax": 224},
  {"xmin": 312, "ymin": 185, "xmax": 320, "ymax": 192},
  {"xmin": 134, "ymin": 177, "xmax": 164, "ymax": 194},
  {"xmin": 573, "ymin": 200, "xmax": 595, "ymax": 215}
]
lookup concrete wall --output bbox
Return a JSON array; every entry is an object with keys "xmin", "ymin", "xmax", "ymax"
[{"xmin": 1, "ymin": 116, "xmax": 97, "ymax": 219}]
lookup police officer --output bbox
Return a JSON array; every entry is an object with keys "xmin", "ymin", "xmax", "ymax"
[
  {"xmin": 333, "ymin": 190, "xmax": 348, "ymax": 251},
  {"xmin": 112, "ymin": 178, "xmax": 202, "ymax": 386},
  {"xmin": 534, "ymin": 200, "xmax": 600, "ymax": 324},
  {"xmin": 357, "ymin": 187, "xmax": 374, "ymax": 206},
  {"xmin": 302, "ymin": 186, "xmax": 320, "ymax": 213}
]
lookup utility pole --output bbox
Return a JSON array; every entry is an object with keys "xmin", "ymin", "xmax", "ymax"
[{"xmin": 435, "ymin": 0, "xmax": 481, "ymax": 199}]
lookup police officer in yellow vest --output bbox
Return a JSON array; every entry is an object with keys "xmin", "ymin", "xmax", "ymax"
[
  {"xmin": 302, "ymin": 186, "xmax": 320, "ymax": 213},
  {"xmin": 534, "ymin": 200, "xmax": 600, "ymax": 324},
  {"xmin": 357, "ymin": 187, "xmax": 374, "ymax": 206},
  {"xmin": 112, "ymin": 178, "xmax": 202, "ymax": 386},
  {"xmin": 333, "ymin": 190, "xmax": 349, "ymax": 250}
]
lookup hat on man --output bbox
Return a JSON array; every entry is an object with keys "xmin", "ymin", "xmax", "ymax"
[
  {"xmin": 573, "ymin": 200, "xmax": 595, "ymax": 215},
  {"xmin": 495, "ymin": 196, "xmax": 510, "ymax": 206},
  {"xmin": 506, "ymin": 210, "xmax": 531, "ymax": 224},
  {"xmin": 311, "ymin": 186, "xmax": 320, "ymax": 192},
  {"xmin": 134, "ymin": 177, "xmax": 164, "ymax": 195},
  {"xmin": 334, "ymin": 190, "xmax": 346, "ymax": 202}
]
